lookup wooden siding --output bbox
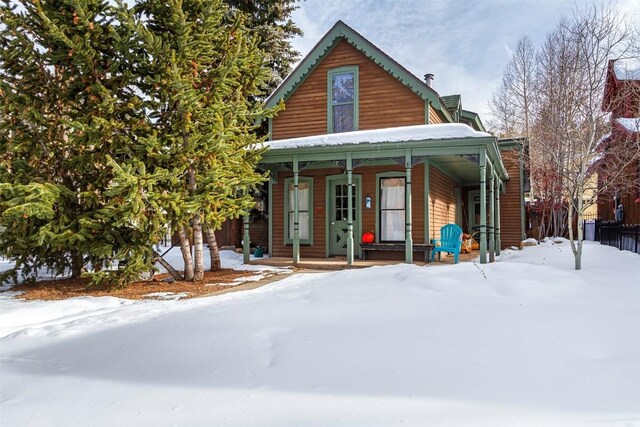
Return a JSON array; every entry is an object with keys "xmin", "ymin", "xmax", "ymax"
[
  {"xmin": 598, "ymin": 193, "xmax": 640, "ymax": 225},
  {"xmin": 271, "ymin": 164, "xmax": 426, "ymax": 258},
  {"xmin": 500, "ymin": 149, "xmax": 524, "ymax": 248},
  {"xmin": 272, "ymin": 40, "xmax": 426, "ymax": 140},
  {"xmin": 428, "ymin": 165, "xmax": 458, "ymax": 240},
  {"xmin": 428, "ymin": 106, "xmax": 444, "ymax": 124},
  {"xmin": 359, "ymin": 164, "xmax": 426, "ymax": 245}
]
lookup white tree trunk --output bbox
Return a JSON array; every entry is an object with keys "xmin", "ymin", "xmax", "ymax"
[
  {"xmin": 178, "ymin": 225, "xmax": 194, "ymax": 281},
  {"xmin": 205, "ymin": 224, "xmax": 221, "ymax": 271},
  {"xmin": 192, "ymin": 214, "xmax": 204, "ymax": 281}
]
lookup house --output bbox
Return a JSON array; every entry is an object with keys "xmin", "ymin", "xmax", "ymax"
[
  {"xmin": 242, "ymin": 21, "xmax": 526, "ymax": 265},
  {"xmin": 599, "ymin": 58, "xmax": 640, "ymax": 224}
]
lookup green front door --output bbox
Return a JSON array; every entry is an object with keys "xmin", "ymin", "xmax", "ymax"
[{"xmin": 329, "ymin": 178, "xmax": 358, "ymax": 256}]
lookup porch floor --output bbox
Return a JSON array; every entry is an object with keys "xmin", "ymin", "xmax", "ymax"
[{"xmin": 247, "ymin": 250, "xmax": 480, "ymax": 270}]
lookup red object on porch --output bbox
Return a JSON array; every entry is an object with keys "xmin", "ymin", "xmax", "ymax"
[{"xmin": 362, "ymin": 232, "xmax": 375, "ymax": 244}]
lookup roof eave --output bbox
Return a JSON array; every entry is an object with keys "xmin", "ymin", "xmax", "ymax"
[{"xmin": 265, "ymin": 21, "xmax": 454, "ymax": 123}]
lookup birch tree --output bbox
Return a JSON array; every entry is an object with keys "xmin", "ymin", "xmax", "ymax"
[{"xmin": 535, "ymin": 4, "xmax": 632, "ymax": 269}]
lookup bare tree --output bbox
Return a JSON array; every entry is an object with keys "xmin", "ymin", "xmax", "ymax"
[
  {"xmin": 489, "ymin": 3, "xmax": 638, "ymax": 269},
  {"xmin": 488, "ymin": 79, "xmax": 519, "ymax": 137},
  {"xmin": 536, "ymin": 4, "xmax": 633, "ymax": 269},
  {"xmin": 531, "ymin": 18, "xmax": 581, "ymax": 240},
  {"xmin": 488, "ymin": 36, "xmax": 536, "ymax": 138}
]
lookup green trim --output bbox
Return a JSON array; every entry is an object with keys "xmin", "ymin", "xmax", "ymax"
[
  {"xmin": 268, "ymin": 177, "xmax": 273, "ymax": 255},
  {"xmin": 461, "ymin": 109, "xmax": 486, "ymax": 132},
  {"xmin": 455, "ymin": 187, "xmax": 462, "ymax": 226},
  {"xmin": 264, "ymin": 20, "xmax": 454, "ymax": 122},
  {"xmin": 327, "ymin": 65, "xmax": 359, "ymax": 133},
  {"xmin": 495, "ymin": 173, "xmax": 501, "ymax": 255},
  {"xmin": 262, "ymin": 136, "xmax": 498, "ymax": 160},
  {"xmin": 441, "ymin": 94, "xmax": 461, "ymax": 113},
  {"xmin": 346, "ymin": 153, "xmax": 355, "ymax": 265},
  {"xmin": 424, "ymin": 101, "xmax": 430, "ymax": 124},
  {"xmin": 424, "ymin": 158, "xmax": 430, "ymax": 244},
  {"xmin": 267, "ymin": 118, "xmax": 273, "ymax": 141},
  {"xmin": 375, "ymin": 171, "xmax": 407, "ymax": 243},
  {"xmin": 284, "ymin": 176, "xmax": 314, "ymax": 246},
  {"xmin": 292, "ymin": 157, "xmax": 300, "ymax": 263},
  {"xmin": 325, "ymin": 174, "xmax": 362, "ymax": 258},
  {"xmin": 479, "ymin": 149, "xmax": 487, "ymax": 264},
  {"xmin": 519, "ymin": 144, "xmax": 526, "ymax": 241},
  {"xmin": 489, "ymin": 171, "xmax": 495, "ymax": 262},
  {"xmin": 404, "ymin": 149, "xmax": 413, "ymax": 263},
  {"xmin": 243, "ymin": 215, "xmax": 250, "ymax": 263},
  {"xmin": 467, "ymin": 190, "xmax": 479, "ymax": 234}
]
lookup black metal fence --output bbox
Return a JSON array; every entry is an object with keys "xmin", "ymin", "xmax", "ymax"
[{"xmin": 584, "ymin": 219, "xmax": 640, "ymax": 254}]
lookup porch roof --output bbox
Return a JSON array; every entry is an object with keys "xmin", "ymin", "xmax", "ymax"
[
  {"xmin": 263, "ymin": 123, "xmax": 488, "ymax": 150},
  {"xmin": 259, "ymin": 124, "xmax": 509, "ymax": 183}
]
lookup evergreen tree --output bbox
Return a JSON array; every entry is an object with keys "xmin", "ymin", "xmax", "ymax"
[
  {"xmin": 118, "ymin": 0, "xmax": 279, "ymax": 281},
  {"xmin": 225, "ymin": 0, "xmax": 302, "ymax": 93},
  {"xmin": 0, "ymin": 0, "xmax": 159, "ymax": 286}
]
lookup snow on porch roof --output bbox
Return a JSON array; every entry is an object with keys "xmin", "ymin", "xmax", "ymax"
[{"xmin": 263, "ymin": 123, "xmax": 491, "ymax": 150}]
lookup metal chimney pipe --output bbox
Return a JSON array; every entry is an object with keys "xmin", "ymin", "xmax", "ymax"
[{"xmin": 424, "ymin": 73, "xmax": 434, "ymax": 87}]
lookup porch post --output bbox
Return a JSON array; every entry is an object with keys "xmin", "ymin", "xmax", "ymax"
[
  {"xmin": 293, "ymin": 155, "xmax": 300, "ymax": 265},
  {"xmin": 242, "ymin": 214, "xmax": 250, "ymax": 264},
  {"xmin": 495, "ymin": 177, "xmax": 502, "ymax": 256},
  {"xmin": 489, "ymin": 169, "xmax": 495, "ymax": 263},
  {"xmin": 425, "ymin": 158, "xmax": 430, "ymax": 244},
  {"xmin": 268, "ymin": 176, "xmax": 274, "ymax": 258},
  {"xmin": 479, "ymin": 150, "xmax": 487, "ymax": 264},
  {"xmin": 346, "ymin": 153, "xmax": 354, "ymax": 266},
  {"xmin": 405, "ymin": 150, "xmax": 413, "ymax": 263}
]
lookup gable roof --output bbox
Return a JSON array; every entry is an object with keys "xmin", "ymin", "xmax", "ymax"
[
  {"xmin": 460, "ymin": 109, "xmax": 486, "ymax": 132},
  {"xmin": 603, "ymin": 58, "xmax": 640, "ymax": 111},
  {"xmin": 613, "ymin": 58, "xmax": 640, "ymax": 80},
  {"xmin": 265, "ymin": 20, "xmax": 454, "ymax": 123},
  {"xmin": 441, "ymin": 95, "xmax": 461, "ymax": 114}
]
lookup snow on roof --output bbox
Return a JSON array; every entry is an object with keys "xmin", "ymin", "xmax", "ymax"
[
  {"xmin": 596, "ymin": 132, "xmax": 611, "ymax": 148},
  {"xmin": 617, "ymin": 117, "xmax": 640, "ymax": 133},
  {"xmin": 264, "ymin": 124, "xmax": 491, "ymax": 150},
  {"xmin": 613, "ymin": 58, "xmax": 640, "ymax": 80}
]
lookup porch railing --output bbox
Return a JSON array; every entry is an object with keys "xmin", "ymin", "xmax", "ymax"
[{"xmin": 584, "ymin": 219, "xmax": 640, "ymax": 254}]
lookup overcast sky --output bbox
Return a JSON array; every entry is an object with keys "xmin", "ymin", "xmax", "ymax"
[{"xmin": 289, "ymin": 0, "xmax": 640, "ymax": 125}]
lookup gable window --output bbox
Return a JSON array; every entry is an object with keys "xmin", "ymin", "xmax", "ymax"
[
  {"xmin": 380, "ymin": 177, "xmax": 405, "ymax": 241},
  {"xmin": 328, "ymin": 66, "xmax": 359, "ymax": 133},
  {"xmin": 284, "ymin": 177, "xmax": 313, "ymax": 244}
]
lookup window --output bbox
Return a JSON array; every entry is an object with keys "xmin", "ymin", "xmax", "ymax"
[
  {"xmin": 380, "ymin": 177, "xmax": 405, "ymax": 241},
  {"xmin": 285, "ymin": 177, "xmax": 313, "ymax": 244},
  {"xmin": 328, "ymin": 66, "xmax": 358, "ymax": 133}
]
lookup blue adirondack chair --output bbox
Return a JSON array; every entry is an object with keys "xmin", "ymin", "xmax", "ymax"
[{"xmin": 431, "ymin": 224, "xmax": 463, "ymax": 264}]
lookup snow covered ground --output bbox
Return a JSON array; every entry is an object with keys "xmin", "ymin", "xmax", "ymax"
[{"xmin": 1, "ymin": 240, "xmax": 639, "ymax": 426}]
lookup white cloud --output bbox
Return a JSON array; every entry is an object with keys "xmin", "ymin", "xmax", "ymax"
[{"xmin": 289, "ymin": 0, "xmax": 634, "ymax": 121}]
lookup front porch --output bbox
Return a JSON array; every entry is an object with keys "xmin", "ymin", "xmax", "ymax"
[
  {"xmin": 247, "ymin": 250, "xmax": 480, "ymax": 270},
  {"xmin": 243, "ymin": 124, "xmax": 510, "ymax": 267}
]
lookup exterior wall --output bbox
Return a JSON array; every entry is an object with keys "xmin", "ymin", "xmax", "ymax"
[
  {"xmin": 428, "ymin": 165, "xmax": 458, "ymax": 241},
  {"xmin": 428, "ymin": 106, "xmax": 444, "ymax": 124},
  {"xmin": 271, "ymin": 167, "xmax": 339, "ymax": 259},
  {"xmin": 271, "ymin": 163, "xmax": 428, "ymax": 259},
  {"xmin": 500, "ymin": 149, "xmax": 525, "ymax": 248},
  {"xmin": 597, "ymin": 161, "xmax": 640, "ymax": 224},
  {"xmin": 272, "ymin": 40, "xmax": 427, "ymax": 140}
]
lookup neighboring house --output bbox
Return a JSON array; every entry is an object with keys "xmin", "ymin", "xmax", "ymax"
[
  {"xmin": 243, "ymin": 21, "xmax": 526, "ymax": 265},
  {"xmin": 599, "ymin": 58, "xmax": 640, "ymax": 224}
]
